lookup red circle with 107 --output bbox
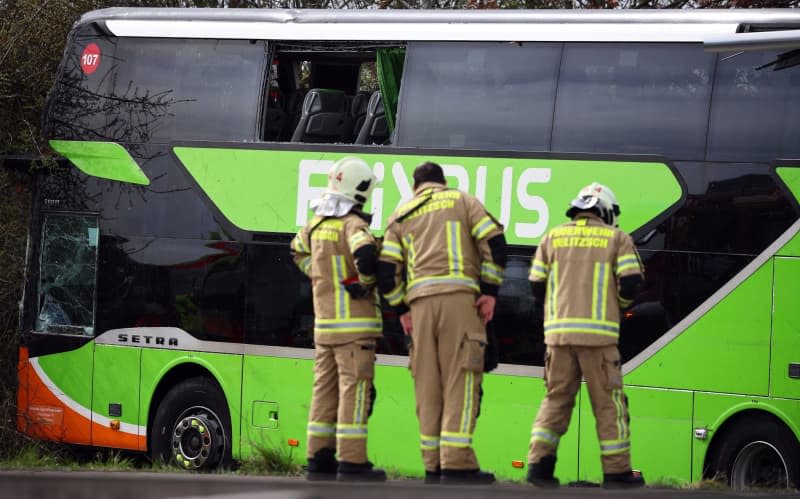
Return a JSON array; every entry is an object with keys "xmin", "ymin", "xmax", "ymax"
[{"xmin": 80, "ymin": 43, "xmax": 101, "ymax": 75}]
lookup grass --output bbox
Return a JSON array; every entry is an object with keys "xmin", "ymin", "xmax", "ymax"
[
  {"xmin": 236, "ymin": 442, "xmax": 303, "ymax": 476},
  {"xmin": 0, "ymin": 442, "xmax": 165, "ymax": 472}
]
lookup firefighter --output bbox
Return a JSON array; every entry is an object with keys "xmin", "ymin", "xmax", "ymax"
[
  {"xmin": 290, "ymin": 157, "xmax": 386, "ymax": 482},
  {"xmin": 377, "ymin": 162, "xmax": 507, "ymax": 485},
  {"xmin": 526, "ymin": 182, "xmax": 645, "ymax": 489}
]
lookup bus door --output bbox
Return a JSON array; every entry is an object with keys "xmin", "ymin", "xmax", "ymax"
[
  {"xmin": 19, "ymin": 212, "xmax": 99, "ymax": 446},
  {"xmin": 771, "ymin": 256, "xmax": 800, "ymax": 400}
]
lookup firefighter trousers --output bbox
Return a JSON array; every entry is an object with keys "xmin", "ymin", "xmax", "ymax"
[
  {"xmin": 306, "ymin": 338, "xmax": 376, "ymax": 464},
  {"xmin": 528, "ymin": 344, "xmax": 632, "ymax": 474},
  {"xmin": 409, "ymin": 292, "xmax": 486, "ymax": 472}
]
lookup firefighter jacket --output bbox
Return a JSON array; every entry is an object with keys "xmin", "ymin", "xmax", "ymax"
[
  {"xmin": 291, "ymin": 210, "xmax": 382, "ymax": 345},
  {"xmin": 529, "ymin": 213, "xmax": 644, "ymax": 347},
  {"xmin": 378, "ymin": 182, "xmax": 507, "ymax": 310}
]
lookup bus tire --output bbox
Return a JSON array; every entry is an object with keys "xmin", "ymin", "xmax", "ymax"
[
  {"xmin": 149, "ymin": 376, "xmax": 232, "ymax": 471},
  {"xmin": 707, "ymin": 414, "xmax": 800, "ymax": 490}
]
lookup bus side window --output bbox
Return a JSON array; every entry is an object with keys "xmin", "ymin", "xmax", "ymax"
[
  {"xmin": 552, "ymin": 43, "xmax": 714, "ymax": 160},
  {"xmin": 36, "ymin": 214, "xmax": 99, "ymax": 336},
  {"xmin": 260, "ymin": 43, "xmax": 405, "ymax": 145},
  {"xmin": 707, "ymin": 50, "xmax": 800, "ymax": 162},
  {"xmin": 395, "ymin": 41, "xmax": 559, "ymax": 151},
  {"xmin": 110, "ymin": 38, "xmax": 264, "ymax": 143}
]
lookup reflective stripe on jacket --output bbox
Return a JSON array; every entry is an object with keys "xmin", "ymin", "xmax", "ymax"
[
  {"xmin": 530, "ymin": 213, "xmax": 643, "ymax": 346},
  {"xmin": 291, "ymin": 211, "xmax": 381, "ymax": 345},
  {"xmin": 380, "ymin": 182, "xmax": 505, "ymax": 305}
]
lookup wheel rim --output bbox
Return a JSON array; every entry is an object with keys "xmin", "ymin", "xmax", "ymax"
[
  {"xmin": 171, "ymin": 406, "xmax": 226, "ymax": 470},
  {"xmin": 730, "ymin": 440, "xmax": 789, "ymax": 490}
]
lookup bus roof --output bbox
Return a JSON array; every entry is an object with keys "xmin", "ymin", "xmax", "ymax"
[{"xmin": 78, "ymin": 8, "xmax": 800, "ymax": 44}]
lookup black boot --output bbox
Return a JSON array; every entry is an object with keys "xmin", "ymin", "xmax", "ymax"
[
  {"xmin": 424, "ymin": 467, "xmax": 441, "ymax": 484},
  {"xmin": 603, "ymin": 470, "xmax": 645, "ymax": 489},
  {"xmin": 527, "ymin": 455, "xmax": 560, "ymax": 488},
  {"xmin": 337, "ymin": 461, "xmax": 387, "ymax": 482},
  {"xmin": 440, "ymin": 469, "xmax": 495, "ymax": 485},
  {"xmin": 305, "ymin": 448, "xmax": 338, "ymax": 481}
]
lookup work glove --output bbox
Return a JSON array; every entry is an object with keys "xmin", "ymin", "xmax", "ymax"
[{"xmin": 342, "ymin": 277, "xmax": 369, "ymax": 299}]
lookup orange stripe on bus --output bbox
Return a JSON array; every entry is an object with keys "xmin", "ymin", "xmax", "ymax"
[{"xmin": 19, "ymin": 357, "xmax": 142, "ymax": 451}]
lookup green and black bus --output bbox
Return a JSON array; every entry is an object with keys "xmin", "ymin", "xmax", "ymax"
[{"xmin": 16, "ymin": 7, "xmax": 800, "ymax": 489}]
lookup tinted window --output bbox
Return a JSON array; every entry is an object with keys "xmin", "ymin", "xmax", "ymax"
[
  {"xmin": 494, "ymin": 255, "xmax": 544, "ymax": 366},
  {"xmin": 707, "ymin": 51, "xmax": 800, "ymax": 162},
  {"xmin": 111, "ymin": 39, "xmax": 265, "ymax": 143},
  {"xmin": 46, "ymin": 25, "xmax": 117, "ymax": 140},
  {"xmin": 552, "ymin": 43, "xmax": 714, "ymax": 159},
  {"xmin": 397, "ymin": 42, "xmax": 560, "ymax": 151}
]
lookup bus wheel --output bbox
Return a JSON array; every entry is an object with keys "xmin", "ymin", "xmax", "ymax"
[
  {"xmin": 708, "ymin": 414, "xmax": 800, "ymax": 490},
  {"xmin": 150, "ymin": 376, "xmax": 231, "ymax": 471}
]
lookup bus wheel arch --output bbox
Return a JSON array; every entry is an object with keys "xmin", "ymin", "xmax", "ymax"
[
  {"xmin": 704, "ymin": 409, "xmax": 800, "ymax": 490},
  {"xmin": 147, "ymin": 364, "xmax": 233, "ymax": 471}
]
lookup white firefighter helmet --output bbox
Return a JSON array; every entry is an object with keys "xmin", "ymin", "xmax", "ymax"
[
  {"xmin": 326, "ymin": 157, "xmax": 377, "ymax": 205},
  {"xmin": 566, "ymin": 182, "xmax": 621, "ymax": 227}
]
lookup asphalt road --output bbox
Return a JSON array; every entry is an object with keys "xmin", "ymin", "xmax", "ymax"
[{"xmin": 1, "ymin": 471, "xmax": 796, "ymax": 499}]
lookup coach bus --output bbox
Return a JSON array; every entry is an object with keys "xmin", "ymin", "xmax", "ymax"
[{"xmin": 15, "ymin": 8, "xmax": 800, "ymax": 489}]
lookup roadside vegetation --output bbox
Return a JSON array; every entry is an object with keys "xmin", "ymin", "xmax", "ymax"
[{"xmin": 0, "ymin": 441, "xmax": 301, "ymax": 476}]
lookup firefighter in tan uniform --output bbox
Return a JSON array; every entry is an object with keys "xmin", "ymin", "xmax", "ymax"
[
  {"xmin": 377, "ymin": 162, "xmax": 507, "ymax": 485},
  {"xmin": 526, "ymin": 183, "xmax": 645, "ymax": 489},
  {"xmin": 291, "ymin": 157, "xmax": 386, "ymax": 482}
]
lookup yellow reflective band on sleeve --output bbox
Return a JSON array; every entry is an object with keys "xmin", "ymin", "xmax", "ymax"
[
  {"xmin": 349, "ymin": 230, "xmax": 369, "ymax": 252},
  {"xmin": 291, "ymin": 235, "xmax": 310, "ymax": 254},
  {"xmin": 530, "ymin": 270, "xmax": 547, "ymax": 280},
  {"xmin": 529, "ymin": 259, "xmax": 549, "ymax": 280},
  {"xmin": 332, "ymin": 255, "xmax": 349, "ymax": 319},
  {"xmin": 470, "ymin": 216, "xmax": 496, "ymax": 241},
  {"xmin": 446, "ymin": 221, "xmax": 464, "ymax": 276},
  {"xmin": 440, "ymin": 431, "xmax": 473, "ymax": 448},
  {"xmin": 383, "ymin": 282, "xmax": 406, "ymax": 306},
  {"xmin": 359, "ymin": 273, "xmax": 376, "ymax": 285},
  {"xmin": 298, "ymin": 256, "xmax": 311, "ymax": 275},
  {"xmin": 380, "ymin": 240, "xmax": 403, "ymax": 262},
  {"xmin": 617, "ymin": 263, "xmax": 640, "ymax": 274},
  {"xmin": 618, "ymin": 296, "xmax": 633, "ymax": 309},
  {"xmin": 616, "ymin": 254, "xmax": 641, "ymax": 275},
  {"xmin": 481, "ymin": 261, "xmax": 504, "ymax": 285},
  {"xmin": 530, "ymin": 426, "xmax": 560, "ymax": 447}
]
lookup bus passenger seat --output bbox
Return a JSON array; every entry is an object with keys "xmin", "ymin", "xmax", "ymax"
[
  {"xmin": 350, "ymin": 92, "xmax": 370, "ymax": 142},
  {"xmin": 283, "ymin": 89, "xmax": 307, "ymax": 139},
  {"xmin": 291, "ymin": 88, "xmax": 353, "ymax": 143},
  {"xmin": 355, "ymin": 91, "xmax": 389, "ymax": 145}
]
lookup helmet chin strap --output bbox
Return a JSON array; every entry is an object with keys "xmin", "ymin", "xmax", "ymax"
[{"xmin": 602, "ymin": 208, "xmax": 618, "ymax": 227}]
